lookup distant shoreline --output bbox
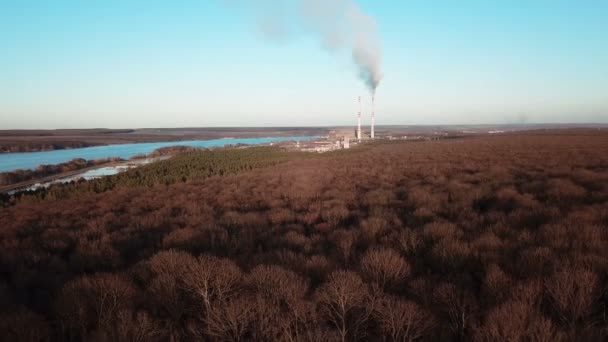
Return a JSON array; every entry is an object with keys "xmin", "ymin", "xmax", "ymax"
[
  {"xmin": 1, "ymin": 124, "xmax": 605, "ymax": 153},
  {"xmin": 0, "ymin": 127, "xmax": 330, "ymax": 153}
]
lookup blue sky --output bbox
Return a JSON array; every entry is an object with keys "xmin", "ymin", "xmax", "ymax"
[{"xmin": 1, "ymin": 0, "xmax": 606, "ymax": 128}]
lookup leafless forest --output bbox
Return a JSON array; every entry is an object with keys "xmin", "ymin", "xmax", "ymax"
[{"xmin": 1, "ymin": 130, "xmax": 608, "ymax": 341}]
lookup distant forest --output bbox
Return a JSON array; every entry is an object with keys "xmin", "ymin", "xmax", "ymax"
[
  {"xmin": 0, "ymin": 129, "xmax": 131, "ymax": 153},
  {"xmin": 0, "ymin": 142, "xmax": 99, "ymax": 153},
  {"xmin": 1, "ymin": 131, "xmax": 607, "ymax": 341}
]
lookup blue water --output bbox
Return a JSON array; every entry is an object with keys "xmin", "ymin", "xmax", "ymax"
[{"xmin": 0, "ymin": 136, "xmax": 318, "ymax": 173}]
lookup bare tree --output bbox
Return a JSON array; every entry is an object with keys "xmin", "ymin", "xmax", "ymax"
[
  {"xmin": 115, "ymin": 310, "xmax": 163, "ymax": 342},
  {"xmin": 527, "ymin": 316, "xmax": 564, "ymax": 342},
  {"xmin": 205, "ymin": 295, "xmax": 255, "ymax": 342},
  {"xmin": 545, "ymin": 267, "xmax": 599, "ymax": 327},
  {"xmin": 475, "ymin": 300, "xmax": 562, "ymax": 342},
  {"xmin": 55, "ymin": 273, "xmax": 136, "ymax": 341},
  {"xmin": 331, "ymin": 229, "xmax": 356, "ymax": 264},
  {"xmin": 248, "ymin": 264, "xmax": 310, "ymax": 341},
  {"xmin": 433, "ymin": 283, "xmax": 478, "ymax": 341},
  {"xmin": 374, "ymin": 295, "xmax": 434, "ymax": 341},
  {"xmin": 510, "ymin": 280, "xmax": 544, "ymax": 309},
  {"xmin": 396, "ymin": 229, "xmax": 421, "ymax": 257},
  {"xmin": 248, "ymin": 264, "xmax": 308, "ymax": 306},
  {"xmin": 476, "ymin": 300, "xmax": 530, "ymax": 341},
  {"xmin": 360, "ymin": 248, "xmax": 410, "ymax": 290},
  {"xmin": 316, "ymin": 271, "xmax": 373, "ymax": 342},
  {"xmin": 145, "ymin": 250, "xmax": 198, "ymax": 341},
  {"xmin": 481, "ymin": 263, "xmax": 511, "ymax": 305},
  {"xmin": 182, "ymin": 255, "xmax": 242, "ymax": 313}
]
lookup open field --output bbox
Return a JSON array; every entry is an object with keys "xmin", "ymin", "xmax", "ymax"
[{"xmin": 1, "ymin": 129, "xmax": 608, "ymax": 341}]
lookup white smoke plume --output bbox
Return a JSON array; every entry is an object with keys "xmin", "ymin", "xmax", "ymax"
[{"xmin": 227, "ymin": 0, "xmax": 383, "ymax": 94}]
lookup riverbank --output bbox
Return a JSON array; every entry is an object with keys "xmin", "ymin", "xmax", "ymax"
[
  {"xmin": 1, "ymin": 145, "xmax": 313, "ymax": 206},
  {"xmin": 0, "ymin": 157, "xmax": 167, "ymax": 194},
  {"xmin": 0, "ymin": 127, "xmax": 329, "ymax": 153},
  {"xmin": 0, "ymin": 136, "xmax": 320, "ymax": 173},
  {"xmin": 0, "ymin": 160, "xmax": 124, "ymax": 194},
  {"xmin": 0, "ymin": 136, "xmax": 321, "ymax": 195}
]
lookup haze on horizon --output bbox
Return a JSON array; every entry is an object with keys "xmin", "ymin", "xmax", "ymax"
[{"xmin": 1, "ymin": 0, "xmax": 607, "ymax": 129}]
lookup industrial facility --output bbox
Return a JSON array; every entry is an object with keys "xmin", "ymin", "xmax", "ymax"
[{"xmin": 295, "ymin": 95, "xmax": 377, "ymax": 153}]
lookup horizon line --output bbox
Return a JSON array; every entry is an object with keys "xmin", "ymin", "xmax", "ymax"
[{"xmin": 1, "ymin": 122, "xmax": 608, "ymax": 131}]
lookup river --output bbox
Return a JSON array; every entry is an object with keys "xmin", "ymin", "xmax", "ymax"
[{"xmin": 0, "ymin": 136, "xmax": 318, "ymax": 173}]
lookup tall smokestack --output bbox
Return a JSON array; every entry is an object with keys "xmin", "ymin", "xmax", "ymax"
[
  {"xmin": 357, "ymin": 96, "xmax": 362, "ymax": 141},
  {"xmin": 371, "ymin": 95, "xmax": 375, "ymax": 139}
]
